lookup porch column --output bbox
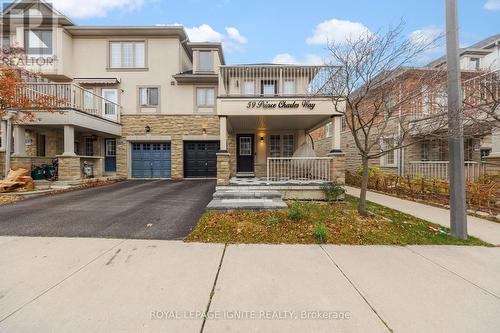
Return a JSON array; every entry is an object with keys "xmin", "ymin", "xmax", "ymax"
[
  {"xmin": 0, "ymin": 120, "xmax": 6, "ymax": 150},
  {"xmin": 219, "ymin": 116, "xmax": 228, "ymax": 152},
  {"xmin": 330, "ymin": 116, "xmax": 342, "ymax": 154},
  {"xmin": 63, "ymin": 125, "xmax": 76, "ymax": 156},
  {"xmin": 12, "ymin": 125, "xmax": 26, "ymax": 157},
  {"xmin": 485, "ymin": 127, "xmax": 500, "ymax": 174}
]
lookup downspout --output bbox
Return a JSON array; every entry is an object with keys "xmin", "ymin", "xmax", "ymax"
[{"xmin": 398, "ymin": 83, "xmax": 404, "ymax": 177}]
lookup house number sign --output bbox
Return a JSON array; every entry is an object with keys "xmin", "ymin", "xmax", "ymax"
[{"xmin": 246, "ymin": 100, "xmax": 316, "ymax": 110}]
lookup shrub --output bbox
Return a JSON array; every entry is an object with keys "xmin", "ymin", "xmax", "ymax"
[
  {"xmin": 314, "ymin": 222, "xmax": 327, "ymax": 242},
  {"xmin": 321, "ymin": 182, "xmax": 346, "ymax": 202},
  {"xmin": 288, "ymin": 206, "xmax": 303, "ymax": 222}
]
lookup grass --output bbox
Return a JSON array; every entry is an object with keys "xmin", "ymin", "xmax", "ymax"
[{"xmin": 185, "ymin": 195, "xmax": 491, "ymax": 246}]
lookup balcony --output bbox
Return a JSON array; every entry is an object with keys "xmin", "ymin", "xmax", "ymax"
[
  {"xmin": 17, "ymin": 82, "xmax": 121, "ymax": 123},
  {"xmin": 217, "ymin": 65, "xmax": 343, "ymax": 118}
]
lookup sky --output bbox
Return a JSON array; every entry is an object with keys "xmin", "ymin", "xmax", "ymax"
[{"xmin": 46, "ymin": 0, "xmax": 500, "ymax": 65}]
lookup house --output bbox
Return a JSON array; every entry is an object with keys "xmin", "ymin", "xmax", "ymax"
[
  {"xmin": 0, "ymin": 0, "xmax": 345, "ymax": 197},
  {"xmin": 312, "ymin": 34, "xmax": 500, "ymax": 180}
]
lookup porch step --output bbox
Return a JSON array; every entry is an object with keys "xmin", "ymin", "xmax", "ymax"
[{"xmin": 207, "ymin": 189, "xmax": 287, "ymax": 211}]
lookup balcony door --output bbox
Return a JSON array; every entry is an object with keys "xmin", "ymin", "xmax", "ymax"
[
  {"xmin": 102, "ymin": 89, "xmax": 118, "ymax": 122},
  {"xmin": 237, "ymin": 134, "xmax": 255, "ymax": 173}
]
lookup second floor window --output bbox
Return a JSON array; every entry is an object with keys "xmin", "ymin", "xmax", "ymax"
[
  {"xmin": 139, "ymin": 87, "xmax": 159, "ymax": 107},
  {"xmin": 24, "ymin": 30, "xmax": 52, "ymax": 55},
  {"xmin": 197, "ymin": 88, "xmax": 215, "ymax": 107},
  {"xmin": 110, "ymin": 41, "xmax": 145, "ymax": 68},
  {"xmin": 421, "ymin": 85, "xmax": 430, "ymax": 115},
  {"xmin": 469, "ymin": 57, "xmax": 480, "ymax": 70},
  {"xmin": 261, "ymin": 80, "xmax": 277, "ymax": 96},
  {"xmin": 243, "ymin": 80, "xmax": 255, "ymax": 95},
  {"xmin": 198, "ymin": 51, "xmax": 213, "ymax": 71},
  {"xmin": 283, "ymin": 80, "xmax": 295, "ymax": 95}
]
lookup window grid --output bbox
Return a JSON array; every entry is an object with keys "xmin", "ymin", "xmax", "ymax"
[
  {"xmin": 110, "ymin": 41, "xmax": 145, "ymax": 68},
  {"xmin": 197, "ymin": 88, "xmax": 215, "ymax": 106},
  {"xmin": 139, "ymin": 87, "xmax": 159, "ymax": 107}
]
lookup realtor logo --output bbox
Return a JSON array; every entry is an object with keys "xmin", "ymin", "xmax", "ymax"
[{"xmin": 1, "ymin": 0, "xmax": 59, "ymax": 64}]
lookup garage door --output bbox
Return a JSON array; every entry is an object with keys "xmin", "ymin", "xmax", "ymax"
[
  {"xmin": 131, "ymin": 142, "xmax": 171, "ymax": 178},
  {"xmin": 184, "ymin": 141, "xmax": 219, "ymax": 178}
]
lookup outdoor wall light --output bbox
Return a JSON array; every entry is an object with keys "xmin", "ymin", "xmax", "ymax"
[
  {"xmin": 260, "ymin": 136, "xmax": 264, "ymax": 142},
  {"xmin": 202, "ymin": 128, "xmax": 207, "ymax": 134},
  {"xmin": 145, "ymin": 125, "xmax": 151, "ymax": 133}
]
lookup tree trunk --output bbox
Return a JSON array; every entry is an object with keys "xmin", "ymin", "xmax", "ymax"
[{"xmin": 359, "ymin": 156, "xmax": 370, "ymax": 216}]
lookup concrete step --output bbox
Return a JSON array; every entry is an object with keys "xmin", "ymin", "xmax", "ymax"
[
  {"xmin": 213, "ymin": 190, "xmax": 282, "ymax": 199},
  {"xmin": 207, "ymin": 198, "xmax": 288, "ymax": 211}
]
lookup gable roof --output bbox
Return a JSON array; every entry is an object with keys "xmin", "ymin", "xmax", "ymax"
[
  {"xmin": 1, "ymin": 0, "xmax": 74, "ymax": 26},
  {"xmin": 427, "ymin": 33, "xmax": 500, "ymax": 68}
]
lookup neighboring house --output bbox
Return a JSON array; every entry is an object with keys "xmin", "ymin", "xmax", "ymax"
[
  {"xmin": 0, "ymin": 0, "xmax": 345, "ymax": 188},
  {"xmin": 312, "ymin": 34, "xmax": 500, "ymax": 180}
]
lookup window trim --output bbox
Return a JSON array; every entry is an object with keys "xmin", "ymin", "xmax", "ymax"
[
  {"xmin": 243, "ymin": 80, "xmax": 255, "ymax": 96},
  {"xmin": 138, "ymin": 86, "xmax": 160, "ymax": 110},
  {"xmin": 380, "ymin": 137, "xmax": 398, "ymax": 168},
  {"xmin": 24, "ymin": 29, "xmax": 53, "ymax": 56},
  {"xmin": 268, "ymin": 133, "xmax": 295, "ymax": 158},
  {"xmin": 107, "ymin": 40, "xmax": 148, "ymax": 71},
  {"xmin": 283, "ymin": 79, "xmax": 296, "ymax": 95},
  {"xmin": 196, "ymin": 87, "xmax": 216, "ymax": 107},
  {"xmin": 84, "ymin": 137, "xmax": 94, "ymax": 157}
]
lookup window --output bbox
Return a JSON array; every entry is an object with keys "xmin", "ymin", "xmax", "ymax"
[
  {"xmin": 381, "ymin": 138, "xmax": 396, "ymax": 167},
  {"xmin": 325, "ymin": 123, "xmax": 333, "ymax": 138},
  {"xmin": 384, "ymin": 95, "xmax": 392, "ymax": 120},
  {"xmin": 269, "ymin": 134, "xmax": 295, "ymax": 157},
  {"xmin": 1, "ymin": 36, "xmax": 10, "ymax": 50},
  {"xmin": 243, "ymin": 80, "xmax": 255, "ymax": 95},
  {"xmin": 422, "ymin": 85, "xmax": 430, "ymax": 115},
  {"xmin": 261, "ymin": 80, "xmax": 277, "ymax": 96},
  {"xmin": 84, "ymin": 137, "xmax": 94, "ymax": 156},
  {"xmin": 24, "ymin": 30, "xmax": 52, "ymax": 55},
  {"xmin": 341, "ymin": 116, "xmax": 347, "ymax": 131},
  {"xmin": 139, "ymin": 87, "xmax": 159, "ymax": 107},
  {"xmin": 198, "ymin": 51, "xmax": 213, "ymax": 71},
  {"xmin": 480, "ymin": 148, "xmax": 491, "ymax": 163},
  {"xmin": 105, "ymin": 139, "xmax": 116, "ymax": 157},
  {"xmin": 469, "ymin": 57, "xmax": 480, "ymax": 70},
  {"xmin": 196, "ymin": 88, "xmax": 215, "ymax": 107},
  {"xmin": 421, "ymin": 141, "xmax": 430, "ymax": 161},
  {"xmin": 110, "ymin": 41, "xmax": 145, "ymax": 68},
  {"xmin": 239, "ymin": 137, "xmax": 252, "ymax": 156},
  {"xmin": 102, "ymin": 89, "xmax": 118, "ymax": 119},
  {"xmin": 283, "ymin": 80, "xmax": 295, "ymax": 95},
  {"xmin": 436, "ymin": 87, "xmax": 448, "ymax": 113}
]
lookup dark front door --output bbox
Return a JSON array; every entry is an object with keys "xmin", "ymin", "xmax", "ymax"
[
  {"xmin": 105, "ymin": 138, "xmax": 117, "ymax": 173},
  {"xmin": 184, "ymin": 141, "xmax": 220, "ymax": 178},
  {"xmin": 237, "ymin": 134, "xmax": 255, "ymax": 173}
]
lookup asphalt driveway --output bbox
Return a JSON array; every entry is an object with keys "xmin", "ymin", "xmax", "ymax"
[{"xmin": 0, "ymin": 180, "xmax": 216, "ymax": 240}]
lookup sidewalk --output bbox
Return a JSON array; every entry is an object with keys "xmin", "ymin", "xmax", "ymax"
[
  {"xmin": 0, "ymin": 237, "xmax": 499, "ymax": 333},
  {"xmin": 346, "ymin": 186, "xmax": 500, "ymax": 246}
]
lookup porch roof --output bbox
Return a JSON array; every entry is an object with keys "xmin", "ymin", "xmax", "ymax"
[{"xmin": 226, "ymin": 114, "xmax": 331, "ymax": 131}]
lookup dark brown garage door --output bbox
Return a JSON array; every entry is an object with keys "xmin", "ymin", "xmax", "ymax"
[{"xmin": 183, "ymin": 141, "xmax": 220, "ymax": 178}]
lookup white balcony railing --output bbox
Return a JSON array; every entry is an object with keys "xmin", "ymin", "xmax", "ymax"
[
  {"xmin": 16, "ymin": 82, "xmax": 121, "ymax": 122},
  {"xmin": 219, "ymin": 65, "xmax": 338, "ymax": 98},
  {"xmin": 409, "ymin": 161, "xmax": 486, "ymax": 181},
  {"xmin": 267, "ymin": 157, "xmax": 332, "ymax": 183}
]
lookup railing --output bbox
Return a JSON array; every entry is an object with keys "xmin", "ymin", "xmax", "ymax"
[
  {"xmin": 267, "ymin": 157, "xmax": 332, "ymax": 183},
  {"xmin": 16, "ymin": 82, "xmax": 121, "ymax": 122},
  {"xmin": 463, "ymin": 69, "xmax": 500, "ymax": 109},
  {"xmin": 409, "ymin": 161, "xmax": 486, "ymax": 181},
  {"xmin": 218, "ymin": 65, "xmax": 338, "ymax": 98}
]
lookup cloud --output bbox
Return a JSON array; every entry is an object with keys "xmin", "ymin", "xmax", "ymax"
[
  {"xmin": 306, "ymin": 19, "xmax": 371, "ymax": 45},
  {"xmin": 484, "ymin": 0, "xmax": 500, "ymax": 10},
  {"xmin": 272, "ymin": 53, "xmax": 324, "ymax": 65},
  {"xmin": 409, "ymin": 27, "xmax": 445, "ymax": 65},
  {"xmin": 51, "ymin": 0, "xmax": 145, "ymax": 19},
  {"xmin": 183, "ymin": 24, "xmax": 247, "ymax": 52}
]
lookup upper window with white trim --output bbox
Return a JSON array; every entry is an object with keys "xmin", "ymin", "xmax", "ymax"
[
  {"xmin": 139, "ymin": 87, "xmax": 159, "ymax": 107},
  {"xmin": 198, "ymin": 51, "xmax": 213, "ymax": 72},
  {"xmin": 283, "ymin": 80, "xmax": 295, "ymax": 95},
  {"xmin": 24, "ymin": 30, "xmax": 52, "ymax": 55},
  {"xmin": 110, "ymin": 41, "xmax": 145, "ymax": 68},
  {"xmin": 196, "ymin": 88, "xmax": 215, "ymax": 107}
]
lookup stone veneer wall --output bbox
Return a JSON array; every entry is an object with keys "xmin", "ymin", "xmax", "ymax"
[
  {"xmin": 0, "ymin": 151, "xmax": 5, "ymax": 177},
  {"xmin": 117, "ymin": 115, "xmax": 220, "ymax": 179}
]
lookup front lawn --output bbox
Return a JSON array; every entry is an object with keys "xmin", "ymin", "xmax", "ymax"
[{"xmin": 186, "ymin": 196, "xmax": 490, "ymax": 246}]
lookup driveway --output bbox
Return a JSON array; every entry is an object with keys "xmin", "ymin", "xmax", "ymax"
[
  {"xmin": 0, "ymin": 238, "xmax": 499, "ymax": 333},
  {"xmin": 0, "ymin": 180, "xmax": 215, "ymax": 240}
]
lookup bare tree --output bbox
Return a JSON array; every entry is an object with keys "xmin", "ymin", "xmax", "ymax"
[{"xmin": 326, "ymin": 23, "xmax": 444, "ymax": 215}]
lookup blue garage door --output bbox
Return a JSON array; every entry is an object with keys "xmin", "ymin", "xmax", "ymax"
[{"xmin": 131, "ymin": 142, "xmax": 171, "ymax": 178}]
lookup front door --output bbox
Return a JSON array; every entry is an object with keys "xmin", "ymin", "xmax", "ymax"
[
  {"xmin": 237, "ymin": 134, "xmax": 254, "ymax": 173},
  {"xmin": 105, "ymin": 138, "xmax": 117, "ymax": 173}
]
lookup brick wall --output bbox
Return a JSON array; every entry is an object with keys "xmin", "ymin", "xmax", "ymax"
[{"xmin": 117, "ymin": 115, "xmax": 219, "ymax": 179}]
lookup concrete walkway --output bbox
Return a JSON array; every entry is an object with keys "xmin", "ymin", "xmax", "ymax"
[
  {"xmin": 0, "ymin": 237, "xmax": 499, "ymax": 333},
  {"xmin": 346, "ymin": 186, "xmax": 500, "ymax": 246}
]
